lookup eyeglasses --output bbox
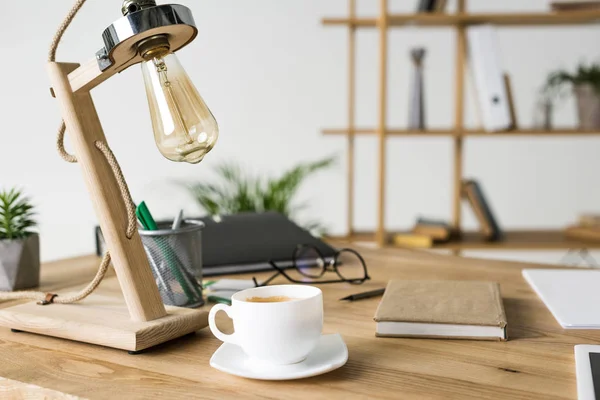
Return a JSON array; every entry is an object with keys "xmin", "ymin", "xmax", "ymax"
[{"xmin": 253, "ymin": 244, "xmax": 370, "ymax": 287}]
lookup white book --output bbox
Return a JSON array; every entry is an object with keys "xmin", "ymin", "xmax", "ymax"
[
  {"xmin": 467, "ymin": 25, "xmax": 512, "ymax": 132},
  {"xmin": 522, "ymin": 269, "xmax": 600, "ymax": 329}
]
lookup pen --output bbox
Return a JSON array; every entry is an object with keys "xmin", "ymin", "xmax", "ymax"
[
  {"xmin": 339, "ymin": 288, "xmax": 385, "ymax": 301},
  {"xmin": 172, "ymin": 209, "xmax": 184, "ymax": 230}
]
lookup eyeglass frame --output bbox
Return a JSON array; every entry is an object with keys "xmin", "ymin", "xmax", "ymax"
[{"xmin": 252, "ymin": 244, "xmax": 371, "ymax": 287}]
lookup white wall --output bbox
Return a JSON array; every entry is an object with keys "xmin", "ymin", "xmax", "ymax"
[{"xmin": 1, "ymin": 0, "xmax": 599, "ymax": 265}]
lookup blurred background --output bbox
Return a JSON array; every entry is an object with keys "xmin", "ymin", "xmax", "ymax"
[{"xmin": 0, "ymin": 0, "xmax": 599, "ymax": 264}]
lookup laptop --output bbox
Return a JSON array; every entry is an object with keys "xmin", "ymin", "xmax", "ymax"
[{"xmin": 95, "ymin": 212, "xmax": 336, "ymax": 276}]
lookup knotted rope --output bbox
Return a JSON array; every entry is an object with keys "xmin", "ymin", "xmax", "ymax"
[{"xmin": 0, "ymin": 0, "xmax": 139, "ymax": 305}]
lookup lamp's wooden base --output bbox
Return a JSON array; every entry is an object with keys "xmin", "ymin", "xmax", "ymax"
[{"xmin": 0, "ymin": 294, "xmax": 208, "ymax": 352}]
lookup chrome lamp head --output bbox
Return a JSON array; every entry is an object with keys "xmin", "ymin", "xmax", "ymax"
[{"xmin": 96, "ymin": 0, "xmax": 219, "ymax": 164}]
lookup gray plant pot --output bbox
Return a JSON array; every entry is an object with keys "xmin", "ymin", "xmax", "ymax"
[
  {"xmin": 0, "ymin": 234, "xmax": 40, "ymax": 291},
  {"xmin": 574, "ymin": 83, "xmax": 600, "ymax": 130}
]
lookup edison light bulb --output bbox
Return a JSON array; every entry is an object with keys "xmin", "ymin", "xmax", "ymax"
[{"xmin": 141, "ymin": 50, "xmax": 219, "ymax": 164}]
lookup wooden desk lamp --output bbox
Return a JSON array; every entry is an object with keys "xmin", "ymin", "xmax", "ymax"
[{"xmin": 0, "ymin": 0, "xmax": 218, "ymax": 353}]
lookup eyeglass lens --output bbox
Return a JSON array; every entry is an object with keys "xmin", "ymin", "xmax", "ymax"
[
  {"xmin": 294, "ymin": 245, "xmax": 326, "ymax": 279},
  {"xmin": 334, "ymin": 249, "xmax": 367, "ymax": 282}
]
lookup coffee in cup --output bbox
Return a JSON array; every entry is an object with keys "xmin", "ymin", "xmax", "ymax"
[{"xmin": 245, "ymin": 295, "xmax": 297, "ymax": 303}]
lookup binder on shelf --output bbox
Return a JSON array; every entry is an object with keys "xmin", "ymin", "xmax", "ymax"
[
  {"xmin": 462, "ymin": 180, "xmax": 503, "ymax": 241},
  {"xmin": 467, "ymin": 25, "xmax": 512, "ymax": 132}
]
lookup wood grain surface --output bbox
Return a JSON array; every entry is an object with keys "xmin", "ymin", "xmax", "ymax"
[
  {"xmin": 0, "ymin": 247, "xmax": 594, "ymax": 399},
  {"xmin": 0, "ymin": 376, "xmax": 82, "ymax": 399},
  {"xmin": 0, "ymin": 294, "xmax": 208, "ymax": 352}
]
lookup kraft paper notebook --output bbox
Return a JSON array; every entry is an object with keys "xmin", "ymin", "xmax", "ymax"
[{"xmin": 374, "ymin": 280, "xmax": 507, "ymax": 341}]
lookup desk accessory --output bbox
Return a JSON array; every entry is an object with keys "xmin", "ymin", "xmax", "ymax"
[
  {"xmin": 0, "ymin": 0, "xmax": 218, "ymax": 352},
  {"xmin": 253, "ymin": 245, "xmax": 369, "ymax": 287},
  {"xmin": 139, "ymin": 220, "xmax": 205, "ymax": 308},
  {"xmin": 172, "ymin": 209, "xmax": 184, "ymax": 230},
  {"xmin": 574, "ymin": 344, "xmax": 600, "ymax": 400},
  {"xmin": 209, "ymin": 285, "xmax": 324, "ymax": 365},
  {"xmin": 374, "ymin": 280, "xmax": 507, "ymax": 340},
  {"xmin": 209, "ymin": 334, "xmax": 348, "ymax": 380},
  {"xmin": 340, "ymin": 288, "xmax": 385, "ymax": 301},
  {"xmin": 523, "ymin": 269, "xmax": 600, "ymax": 328},
  {"xmin": 136, "ymin": 201, "xmax": 159, "ymax": 231}
]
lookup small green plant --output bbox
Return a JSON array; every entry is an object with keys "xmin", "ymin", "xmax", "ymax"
[
  {"xmin": 543, "ymin": 62, "xmax": 600, "ymax": 100},
  {"xmin": 0, "ymin": 189, "xmax": 36, "ymax": 240},
  {"xmin": 185, "ymin": 156, "xmax": 336, "ymax": 233}
]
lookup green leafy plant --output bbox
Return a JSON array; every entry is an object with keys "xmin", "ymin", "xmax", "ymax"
[
  {"xmin": 544, "ymin": 62, "xmax": 600, "ymax": 100},
  {"xmin": 185, "ymin": 156, "xmax": 336, "ymax": 233},
  {"xmin": 0, "ymin": 189, "xmax": 36, "ymax": 240}
]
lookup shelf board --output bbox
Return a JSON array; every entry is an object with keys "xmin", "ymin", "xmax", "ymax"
[
  {"xmin": 328, "ymin": 230, "xmax": 600, "ymax": 250},
  {"xmin": 322, "ymin": 128, "xmax": 600, "ymax": 137},
  {"xmin": 322, "ymin": 11, "xmax": 600, "ymax": 28}
]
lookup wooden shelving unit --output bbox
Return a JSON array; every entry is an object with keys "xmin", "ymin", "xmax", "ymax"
[{"xmin": 323, "ymin": 0, "xmax": 600, "ymax": 252}]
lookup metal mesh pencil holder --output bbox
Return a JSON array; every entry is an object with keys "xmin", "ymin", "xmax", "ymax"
[{"xmin": 139, "ymin": 220, "xmax": 205, "ymax": 308}]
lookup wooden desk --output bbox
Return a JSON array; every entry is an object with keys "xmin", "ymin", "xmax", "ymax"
[{"xmin": 0, "ymin": 247, "xmax": 595, "ymax": 399}]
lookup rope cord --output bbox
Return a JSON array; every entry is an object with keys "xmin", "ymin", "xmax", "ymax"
[
  {"xmin": 0, "ymin": 0, "xmax": 138, "ymax": 305},
  {"xmin": 94, "ymin": 141, "xmax": 138, "ymax": 239}
]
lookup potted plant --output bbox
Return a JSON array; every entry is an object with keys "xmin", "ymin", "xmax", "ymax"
[
  {"xmin": 184, "ymin": 156, "xmax": 335, "ymax": 235},
  {"xmin": 0, "ymin": 188, "xmax": 39, "ymax": 291},
  {"xmin": 544, "ymin": 62, "xmax": 600, "ymax": 130}
]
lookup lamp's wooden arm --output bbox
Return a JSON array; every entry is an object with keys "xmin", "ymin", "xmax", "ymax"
[
  {"xmin": 50, "ymin": 61, "xmax": 167, "ymax": 322},
  {"xmin": 68, "ymin": 56, "xmax": 139, "ymax": 94}
]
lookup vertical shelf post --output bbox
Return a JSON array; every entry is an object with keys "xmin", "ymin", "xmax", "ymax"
[
  {"xmin": 452, "ymin": 0, "xmax": 467, "ymax": 255},
  {"xmin": 376, "ymin": 0, "xmax": 389, "ymax": 247},
  {"xmin": 347, "ymin": 0, "xmax": 356, "ymax": 237}
]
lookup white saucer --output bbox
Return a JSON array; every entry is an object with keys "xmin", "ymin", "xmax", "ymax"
[{"xmin": 209, "ymin": 334, "xmax": 348, "ymax": 380}]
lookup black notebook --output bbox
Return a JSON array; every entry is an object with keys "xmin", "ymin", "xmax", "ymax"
[{"xmin": 95, "ymin": 211, "xmax": 336, "ymax": 276}]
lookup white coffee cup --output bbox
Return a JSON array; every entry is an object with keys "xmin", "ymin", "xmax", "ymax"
[{"xmin": 208, "ymin": 285, "xmax": 323, "ymax": 365}]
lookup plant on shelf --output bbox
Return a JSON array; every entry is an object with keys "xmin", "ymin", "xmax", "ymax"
[
  {"xmin": 0, "ymin": 188, "xmax": 40, "ymax": 291},
  {"xmin": 184, "ymin": 156, "xmax": 335, "ymax": 234},
  {"xmin": 543, "ymin": 62, "xmax": 600, "ymax": 130}
]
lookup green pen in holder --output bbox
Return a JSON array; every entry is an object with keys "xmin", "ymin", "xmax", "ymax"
[{"xmin": 137, "ymin": 202, "xmax": 204, "ymax": 308}]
